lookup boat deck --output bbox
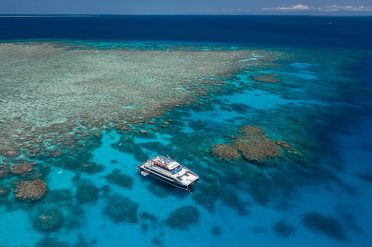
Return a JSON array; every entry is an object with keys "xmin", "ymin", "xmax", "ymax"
[{"xmin": 138, "ymin": 156, "xmax": 199, "ymax": 189}]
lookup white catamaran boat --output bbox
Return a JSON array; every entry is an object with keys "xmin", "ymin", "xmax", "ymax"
[{"xmin": 138, "ymin": 156, "xmax": 199, "ymax": 190}]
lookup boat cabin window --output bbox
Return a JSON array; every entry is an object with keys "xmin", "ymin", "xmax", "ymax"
[{"xmin": 171, "ymin": 166, "xmax": 182, "ymax": 174}]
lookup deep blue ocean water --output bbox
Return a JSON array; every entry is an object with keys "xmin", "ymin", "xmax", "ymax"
[
  {"xmin": 1, "ymin": 15, "xmax": 372, "ymax": 49},
  {"xmin": 0, "ymin": 16, "xmax": 372, "ymax": 247}
]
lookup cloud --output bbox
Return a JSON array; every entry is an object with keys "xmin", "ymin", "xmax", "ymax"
[
  {"xmin": 320, "ymin": 5, "xmax": 372, "ymax": 12},
  {"xmin": 263, "ymin": 4, "xmax": 310, "ymax": 11},
  {"xmin": 262, "ymin": 3, "xmax": 372, "ymax": 12},
  {"xmin": 194, "ymin": 3, "xmax": 372, "ymax": 14}
]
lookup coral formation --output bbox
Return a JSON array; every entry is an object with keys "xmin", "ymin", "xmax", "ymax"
[
  {"xmin": 302, "ymin": 211, "xmax": 346, "ymax": 241},
  {"xmin": 105, "ymin": 169, "xmax": 134, "ymax": 188},
  {"xmin": 15, "ymin": 179, "xmax": 47, "ymax": 201},
  {"xmin": 10, "ymin": 162, "xmax": 34, "ymax": 176},
  {"xmin": 234, "ymin": 126, "xmax": 282, "ymax": 162},
  {"xmin": 76, "ymin": 181, "xmax": 99, "ymax": 204},
  {"xmin": 0, "ymin": 164, "xmax": 9, "ymax": 178},
  {"xmin": 103, "ymin": 194, "xmax": 139, "ymax": 223},
  {"xmin": 78, "ymin": 163, "xmax": 104, "ymax": 174},
  {"xmin": 165, "ymin": 206, "xmax": 199, "ymax": 229},
  {"xmin": 0, "ymin": 42, "xmax": 267, "ymax": 162},
  {"xmin": 0, "ymin": 186, "xmax": 9, "ymax": 197},
  {"xmin": 33, "ymin": 208, "xmax": 64, "ymax": 232},
  {"xmin": 252, "ymin": 74, "xmax": 279, "ymax": 83},
  {"xmin": 211, "ymin": 125, "xmax": 290, "ymax": 163},
  {"xmin": 211, "ymin": 144, "xmax": 240, "ymax": 160}
]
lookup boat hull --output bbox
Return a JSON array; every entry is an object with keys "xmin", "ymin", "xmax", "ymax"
[{"xmin": 138, "ymin": 166, "xmax": 198, "ymax": 190}]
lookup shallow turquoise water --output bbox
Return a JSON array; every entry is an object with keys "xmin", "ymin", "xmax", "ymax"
[{"xmin": 0, "ymin": 42, "xmax": 371, "ymax": 247}]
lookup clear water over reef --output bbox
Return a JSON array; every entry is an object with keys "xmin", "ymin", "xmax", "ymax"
[{"xmin": 0, "ymin": 16, "xmax": 372, "ymax": 247}]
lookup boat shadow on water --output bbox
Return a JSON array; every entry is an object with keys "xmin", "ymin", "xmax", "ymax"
[{"xmin": 138, "ymin": 174, "xmax": 195, "ymax": 199}]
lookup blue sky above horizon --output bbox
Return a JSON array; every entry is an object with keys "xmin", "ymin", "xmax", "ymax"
[{"xmin": 1, "ymin": 0, "xmax": 372, "ymax": 15}]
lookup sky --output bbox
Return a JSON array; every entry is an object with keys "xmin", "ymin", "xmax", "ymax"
[{"xmin": 0, "ymin": 0, "xmax": 372, "ymax": 15}]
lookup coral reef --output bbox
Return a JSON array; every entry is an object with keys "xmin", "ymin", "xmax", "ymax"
[
  {"xmin": 105, "ymin": 169, "xmax": 134, "ymax": 188},
  {"xmin": 234, "ymin": 126, "xmax": 282, "ymax": 162},
  {"xmin": 211, "ymin": 144, "xmax": 240, "ymax": 160},
  {"xmin": 0, "ymin": 186, "xmax": 9, "ymax": 197},
  {"xmin": 252, "ymin": 74, "xmax": 279, "ymax": 83},
  {"xmin": 15, "ymin": 179, "xmax": 47, "ymax": 201},
  {"xmin": 302, "ymin": 211, "xmax": 346, "ymax": 241},
  {"xmin": 78, "ymin": 163, "xmax": 104, "ymax": 174},
  {"xmin": 33, "ymin": 208, "xmax": 64, "ymax": 232},
  {"xmin": 211, "ymin": 125, "xmax": 290, "ymax": 163},
  {"xmin": 165, "ymin": 206, "xmax": 199, "ymax": 229},
  {"xmin": 10, "ymin": 162, "xmax": 34, "ymax": 176},
  {"xmin": 76, "ymin": 181, "xmax": 99, "ymax": 204},
  {"xmin": 103, "ymin": 194, "xmax": 139, "ymax": 223},
  {"xmin": 0, "ymin": 42, "xmax": 266, "ymax": 162},
  {"xmin": 0, "ymin": 164, "xmax": 9, "ymax": 179},
  {"xmin": 57, "ymin": 151, "xmax": 104, "ymax": 174}
]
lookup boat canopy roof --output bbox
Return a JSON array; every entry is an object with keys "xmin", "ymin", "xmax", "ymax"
[{"xmin": 151, "ymin": 156, "xmax": 180, "ymax": 170}]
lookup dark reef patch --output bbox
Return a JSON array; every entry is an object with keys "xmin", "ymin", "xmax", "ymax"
[
  {"xmin": 103, "ymin": 194, "xmax": 138, "ymax": 223},
  {"xmin": 105, "ymin": 169, "xmax": 134, "ymax": 189},
  {"xmin": 340, "ymin": 212, "xmax": 363, "ymax": 233},
  {"xmin": 32, "ymin": 208, "xmax": 64, "ymax": 232},
  {"xmin": 36, "ymin": 236, "xmax": 69, "ymax": 247},
  {"xmin": 252, "ymin": 74, "xmax": 280, "ymax": 83},
  {"xmin": 357, "ymin": 173, "xmax": 372, "ymax": 183},
  {"xmin": 141, "ymin": 222, "xmax": 149, "ymax": 232},
  {"xmin": 273, "ymin": 220, "xmax": 296, "ymax": 238},
  {"xmin": 192, "ymin": 183, "xmax": 222, "ymax": 212},
  {"xmin": 110, "ymin": 159, "xmax": 118, "ymax": 164},
  {"xmin": 78, "ymin": 162, "xmax": 104, "ymax": 174},
  {"xmin": 112, "ymin": 138, "xmax": 148, "ymax": 162},
  {"xmin": 165, "ymin": 206, "xmax": 199, "ymax": 229},
  {"xmin": 140, "ymin": 211, "xmax": 158, "ymax": 224},
  {"xmin": 64, "ymin": 206, "xmax": 85, "ymax": 230},
  {"xmin": 146, "ymin": 183, "xmax": 170, "ymax": 198},
  {"xmin": 0, "ymin": 186, "xmax": 9, "ymax": 197},
  {"xmin": 211, "ymin": 226, "xmax": 222, "ymax": 236},
  {"xmin": 221, "ymin": 188, "xmax": 248, "ymax": 215},
  {"xmin": 54, "ymin": 149, "xmax": 104, "ymax": 175},
  {"xmin": 302, "ymin": 211, "xmax": 346, "ymax": 241},
  {"xmin": 43, "ymin": 189, "xmax": 73, "ymax": 206},
  {"xmin": 151, "ymin": 236, "xmax": 163, "ymax": 246},
  {"xmin": 76, "ymin": 180, "xmax": 99, "ymax": 204}
]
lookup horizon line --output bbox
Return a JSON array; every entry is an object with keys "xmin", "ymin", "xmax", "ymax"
[{"xmin": 1, "ymin": 13, "xmax": 372, "ymax": 17}]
